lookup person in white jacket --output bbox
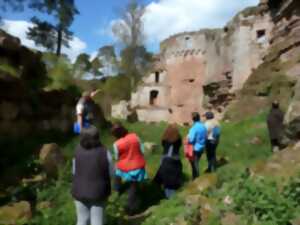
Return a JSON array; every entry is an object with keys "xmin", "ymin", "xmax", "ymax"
[{"xmin": 204, "ymin": 111, "xmax": 221, "ymax": 172}]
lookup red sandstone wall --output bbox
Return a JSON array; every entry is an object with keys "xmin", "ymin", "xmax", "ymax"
[{"xmin": 166, "ymin": 54, "xmax": 205, "ymax": 124}]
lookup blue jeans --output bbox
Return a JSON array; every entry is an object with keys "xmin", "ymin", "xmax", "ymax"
[
  {"xmin": 74, "ymin": 200, "xmax": 105, "ymax": 225},
  {"xmin": 190, "ymin": 151, "xmax": 203, "ymax": 179},
  {"xmin": 164, "ymin": 188, "xmax": 176, "ymax": 199}
]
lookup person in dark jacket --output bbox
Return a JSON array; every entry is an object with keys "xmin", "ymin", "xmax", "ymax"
[
  {"xmin": 72, "ymin": 126, "xmax": 113, "ymax": 225},
  {"xmin": 267, "ymin": 101, "xmax": 285, "ymax": 152},
  {"xmin": 154, "ymin": 124, "xmax": 183, "ymax": 199}
]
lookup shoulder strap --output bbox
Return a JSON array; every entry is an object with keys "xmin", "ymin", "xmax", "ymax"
[{"xmin": 167, "ymin": 145, "xmax": 174, "ymax": 157}]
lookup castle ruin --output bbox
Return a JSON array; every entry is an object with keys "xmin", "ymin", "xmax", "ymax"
[{"xmin": 112, "ymin": 1, "xmax": 285, "ymax": 124}]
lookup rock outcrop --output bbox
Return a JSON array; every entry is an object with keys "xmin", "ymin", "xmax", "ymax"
[
  {"xmin": 39, "ymin": 143, "xmax": 65, "ymax": 179},
  {"xmin": 226, "ymin": 0, "xmax": 300, "ymax": 124},
  {"xmin": 0, "ymin": 201, "xmax": 32, "ymax": 225},
  {"xmin": 0, "ymin": 30, "xmax": 77, "ymax": 137}
]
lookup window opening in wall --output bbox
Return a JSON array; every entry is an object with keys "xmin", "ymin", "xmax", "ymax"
[
  {"xmin": 257, "ymin": 29, "xmax": 266, "ymax": 39},
  {"xmin": 185, "ymin": 36, "xmax": 192, "ymax": 49},
  {"xmin": 150, "ymin": 90, "xmax": 159, "ymax": 105},
  {"xmin": 155, "ymin": 71, "xmax": 160, "ymax": 83}
]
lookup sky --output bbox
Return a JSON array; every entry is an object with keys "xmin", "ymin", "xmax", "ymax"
[{"xmin": 1, "ymin": 0, "xmax": 259, "ymax": 61}]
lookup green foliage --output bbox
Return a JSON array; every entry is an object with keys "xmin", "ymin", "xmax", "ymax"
[
  {"xmin": 28, "ymin": 0, "xmax": 79, "ymax": 56},
  {"xmin": 29, "ymin": 112, "xmax": 298, "ymax": 225},
  {"xmin": 282, "ymin": 174, "xmax": 300, "ymax": 206},
  {"xmin": 0, "ymin": 63, "xmax": 19, "ymax": 77},
  {"xmin": 27, "ymin": 17, "xmax": 57, "ymax": 51},
  {"xmin": 42, "ymin": 53, "xmax": 78, "ymax": 92},
  {"xmin": 207, "ymin": 172, "xmax": 300, "ymax": 225},
  {"xmin": 90, "ymin": 57, "xmax": 103, "ymax": 77}
]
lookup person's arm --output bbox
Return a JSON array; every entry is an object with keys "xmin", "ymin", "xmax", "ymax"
[
  {"xmin": 77, "ymin": 114, "xmax": 83, "ymax": 130},
  {"xmin": 138, "ymin": 138, "xmax": 145, "ymax": 154},
  {"xmin": 72, "ymin": 158, "xmax": 75, "ymax": 176},
  {"xmin": 113, "ymin": 143, "xmax": 119, "ymax": 160},
  {"xmin": 188, "ymin": 127, "xmax": 196, "ymax": 144},
  {"xmin": 106, "ymin": 151, "xmax": 115, "ymax": 178},
  {"xmin": 76, "ymin": 103, "xmax": 84, "ymax": 130}
]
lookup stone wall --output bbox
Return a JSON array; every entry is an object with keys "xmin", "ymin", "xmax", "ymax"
[
  {"xmin": 112, "ymin": 3, "xmax": 275, "ymax": 124},
  {"xmin": 0, "ymin": 30, "xmax": 77, "ymax": 137}
]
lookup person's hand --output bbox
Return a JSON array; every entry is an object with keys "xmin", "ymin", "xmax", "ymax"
[{"xmin": 90, "ymin": 89, "xmax": 101, "ymax": 98}]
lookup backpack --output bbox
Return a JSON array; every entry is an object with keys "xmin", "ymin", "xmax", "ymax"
[{"xmin": 212, "ymin": 126, "xmax": 221, "ymax": 141}]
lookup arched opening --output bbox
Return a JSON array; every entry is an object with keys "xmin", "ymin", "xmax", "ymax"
[{"xmin": 150, "ymin": 90, "xmax": 159, "ymax": 105}]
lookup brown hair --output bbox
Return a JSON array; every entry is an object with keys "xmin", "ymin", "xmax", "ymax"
[
  {"xmin": 192, "ymin": 112, "xmax": 200, "ymax": 122},
  {"xmin": 80, "ymin": 126, "xmax": 102, "ymax": 150},
  {"xmin": 111, "ymin": 123, "xmax": 128, "ymax": 139},
  {"xmin": 162, "ymin": 124, "xmax": 181, "ymax": 143}
]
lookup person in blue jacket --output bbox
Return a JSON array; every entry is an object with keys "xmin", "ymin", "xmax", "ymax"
[{"xmin": 188, "ymin": 112, "xmax": 207, "ymax": 179}]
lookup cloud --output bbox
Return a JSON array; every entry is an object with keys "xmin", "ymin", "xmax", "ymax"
[
  {"xmin": 1, "ymin": 19, "xmax": 87, "ymax": 62},
  {"xmin": 105, "ymin": 0, "xmax": 259, "ymax": 50},
  {"xmin": 142, "ymin": 0, "xmax": 259, "ymax": 45}
]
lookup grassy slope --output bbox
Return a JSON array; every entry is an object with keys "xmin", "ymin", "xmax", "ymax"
[{"xmin": 29, "ymin": 112, "xmax": 276, "ymax": 225}]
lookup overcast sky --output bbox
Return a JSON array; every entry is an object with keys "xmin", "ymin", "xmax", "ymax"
[{"xmin": 1, "ymin": 0, "xmax": 259, "ymax": 61}]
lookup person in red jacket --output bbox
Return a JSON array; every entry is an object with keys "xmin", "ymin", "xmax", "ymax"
[{"xmin": 111, "ymin": 123, "xmax": 147, "ymax": 215}]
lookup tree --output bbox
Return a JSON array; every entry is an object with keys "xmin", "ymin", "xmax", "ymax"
[
  {"xmin": 97, "ymin": 45, "xmax": 118, "ymax": 77},
  {"xmin": 112, "ymin": 0, "xmax": 152, "ymax": 87},
  {"xmin": 74, "ymin": 53, "xmax": 91, "ymax": 71},
  {"xmin": 72, "ymin": 53, "xmax": 91, "ymax": 79},
  {"xmin": 27, "ymin": 0, "xmax": 78, "ymax": 56},
  {"xmin": 90, "ymin": 57, "xmax": 103, "ymax": 78},
  {"xmin": 112, "ymin": 0, "xmax": 145, "ymax": 48}
]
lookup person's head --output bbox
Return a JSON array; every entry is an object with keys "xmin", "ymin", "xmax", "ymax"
[
  {"xmin": 272, "ymin": 100, "xmax": 279, "ymax": 109},
  {"xmin": 80, "ymin": 126, "xmax": 101, "ymax": 149},
  {"xmin": 191, "ymin": 112, "xmax": 200, "ymax": 122},
  {"xmin": 162, "ymin": 123, "xmax": 181, "ymax": 143},
  {"xmin": 111, "ymin": 123, "xmax": 128, "ymax": 139},
  {"xmin": 205, "ymin": 111, "xmax": 214, "ymax": 120}
]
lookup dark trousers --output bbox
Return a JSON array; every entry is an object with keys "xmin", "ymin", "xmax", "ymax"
[
  {"xmin": 206, "ymin": 140, "xmax": 218, "ymax": 172},
  {"xmin": 114, "ymin": 177, "xmax": 138, "ymax": 215},
  {"xmin": 190, "ymin": 151, "xmax": 203, "ymax": 180},
  {"xmin": 270, "ymin": 138, "xmax": 280, "ymax": 148}
]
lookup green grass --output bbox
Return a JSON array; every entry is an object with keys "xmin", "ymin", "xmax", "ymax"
[{"xmin": 27, "ymin": 112, "xmax": 278, "ymax": 225}]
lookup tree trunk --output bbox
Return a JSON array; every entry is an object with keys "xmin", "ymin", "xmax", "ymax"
[{"xmin": 56, "ymin": 27, "xmax": 62, "ymax": 56}]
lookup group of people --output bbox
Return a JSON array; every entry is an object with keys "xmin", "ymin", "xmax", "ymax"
[{"xmin": 71, "ymin": 91, "xmax": 221, "ymax": 225}]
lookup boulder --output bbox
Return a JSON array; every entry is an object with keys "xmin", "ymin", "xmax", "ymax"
[
  {"xmin": 249, "ymin": 136, "xmax": 263, "ymax": 145},
  {"xmin": 221, "ymin": 213, "xmax": 241, "ymax": 225},
  {"xmin": 183, "ymin": 174, "xmax": 218, "ymax": 195},
  {"xmin": 0, "ymin": 30, "xmax": 21, "ymax": 50},
  {"xmin": 39, "ymin": 143, "xmax": 65, "ymax": 178},
  {"xmin": 0, "ymin": 201, "xmax": 31, "ymax": 225},
  {"xmin": 112, "ymin": 100, "xmax": 131, "ymax": 120},
  {"xmin": 291, "ymin": 218, "xmax": 300, "ymax": 225}
]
